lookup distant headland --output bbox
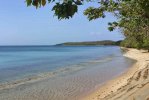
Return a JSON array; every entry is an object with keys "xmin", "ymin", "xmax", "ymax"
[{"xmin": 56, "ymin": 40, "xmax": 122, "ymax": 46}]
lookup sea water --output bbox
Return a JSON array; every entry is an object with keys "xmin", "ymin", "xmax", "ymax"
[{"xmin": 0, "ymin": 46, "xmax": 135, "ymax": 100}]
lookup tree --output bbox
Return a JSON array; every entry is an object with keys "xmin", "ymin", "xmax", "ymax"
[
  {"xmin": 26, "ymin": 0, "xmax": 83, "ymax": 19},
  {"xmin": 26, "ymin": 0, "xmax": 149, "ymax": 51}
]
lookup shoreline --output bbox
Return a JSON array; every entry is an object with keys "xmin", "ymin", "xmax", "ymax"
[
  {"xmin": 82, "ymin": 48, "xmax": 149, "ymax": 100},
  {"xmin": 0, "ymin": 47, "xmax": 140, "ymax": 100}
]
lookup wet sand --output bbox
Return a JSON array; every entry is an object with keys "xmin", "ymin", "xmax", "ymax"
[{"xmin": 82, "ymin": 48, "xmax": 149, "ymax": 100}]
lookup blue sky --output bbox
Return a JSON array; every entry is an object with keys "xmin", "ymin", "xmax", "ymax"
[{"xmin": 0, "ymin": 1, "xmax": 124, "ymax": 45}]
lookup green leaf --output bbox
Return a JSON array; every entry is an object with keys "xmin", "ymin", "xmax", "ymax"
[
  {"xmin": 26, "ymin": 0, "xmax": 32, "ymax": 6},
  {"xmin": 108, "ymin": 27, "xmax": 114, "ymax": 31},
  {"xmin": 42, "ymin": 0, "xmax": 46, "ymax": 6},
  {"xmin": 32, "ymin": 0, "xmax": 38, "ymax": 8}
]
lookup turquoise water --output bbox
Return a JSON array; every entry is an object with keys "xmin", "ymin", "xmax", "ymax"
[
  {"xmin": 0, "ymin": 46, "xmax": 136, "ymax": 100},
  {"xmin": 0, "ymin": 46, "xmax": 132, "ymax": 83}
]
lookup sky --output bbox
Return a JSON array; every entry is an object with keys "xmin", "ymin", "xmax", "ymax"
[{"xmin": 0, "ymin": 1, "xmax": 124, "ymax": 45}]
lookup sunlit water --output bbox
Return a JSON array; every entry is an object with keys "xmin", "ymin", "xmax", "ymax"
[{"xmin": 0, "ymin": 46, "xmax": 135, "ymax": 100}]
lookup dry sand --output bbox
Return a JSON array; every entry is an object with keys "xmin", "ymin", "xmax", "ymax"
[{"xmin": 82, "ymin": 48, "xmax": 149, "ymax": 100}]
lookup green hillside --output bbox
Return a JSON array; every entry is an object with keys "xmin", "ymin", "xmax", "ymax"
[{"xmin": 56, "ymin": 40, "xmax": 122, "ymax": 46}]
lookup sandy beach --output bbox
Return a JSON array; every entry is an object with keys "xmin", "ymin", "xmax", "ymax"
[{"xmin": 82, "ymin": 48, "xmax": 149, "ymax": 100}]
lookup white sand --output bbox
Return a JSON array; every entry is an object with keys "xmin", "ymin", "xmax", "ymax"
[{"xmin": 82, "ymin": 48, "xmax": 149, "ymax": 100}]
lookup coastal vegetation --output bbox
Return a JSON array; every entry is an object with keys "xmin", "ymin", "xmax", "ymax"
[
  {"xmin": 56, "ymin": 40, "xmax": 121, "ymax": 46},
  {"xmin": 26, "ymin": 0, "xmax": 149, "ymax": 51}
]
